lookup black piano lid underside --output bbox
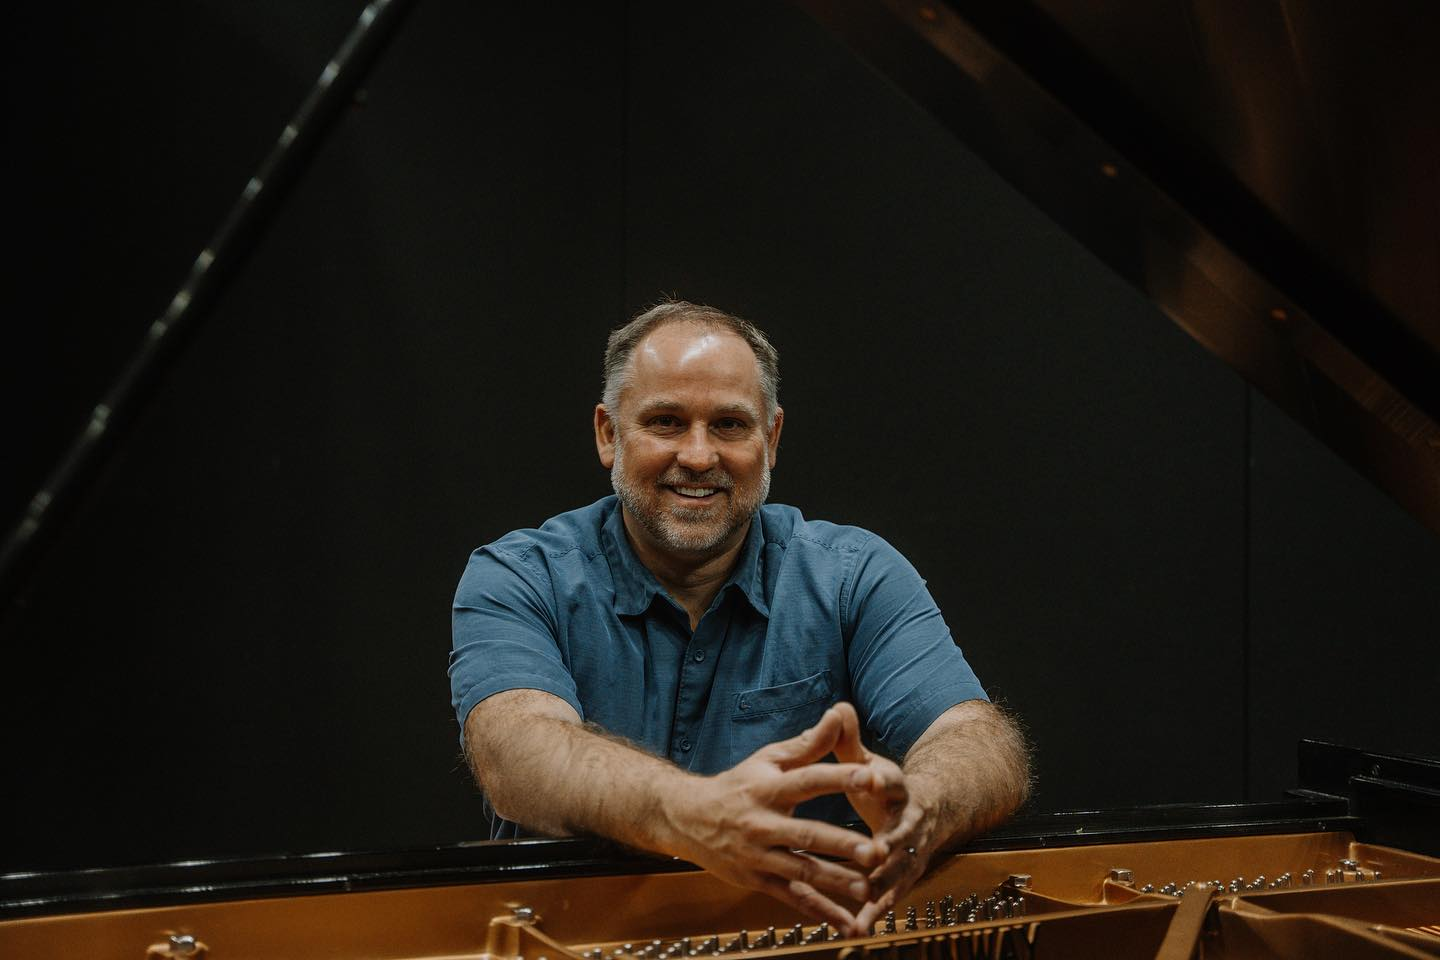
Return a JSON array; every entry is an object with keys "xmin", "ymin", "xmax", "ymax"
[{"xmin": 794, "ymin": 0, "xmax": 1440, "ymax": 536}]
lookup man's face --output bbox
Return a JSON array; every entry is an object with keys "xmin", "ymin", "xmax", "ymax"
[{"xmin": 596, "ymin": 321, "xmax": 782, "ymax": 560}]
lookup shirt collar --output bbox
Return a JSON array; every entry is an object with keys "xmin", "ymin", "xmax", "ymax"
[{"xmin": 602, "ymin": 498, "xmax": 771, "ymax": 619}]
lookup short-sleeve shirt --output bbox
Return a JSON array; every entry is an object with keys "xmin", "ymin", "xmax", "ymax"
[{"xmin": 449, "ymin": 496, "xmax": 988, "ymax": 839}]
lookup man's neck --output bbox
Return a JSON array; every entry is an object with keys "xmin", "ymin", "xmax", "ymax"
[{"xmin": 621, "ymin": 510, "xmax": 750, "ymax": 631}]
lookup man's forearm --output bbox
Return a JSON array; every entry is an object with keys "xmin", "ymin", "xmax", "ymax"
[
  {"xmin": 465, "ymin": 690, "xmax": 691, "ymax": 853},
  {"xmin": 902, "ymin": 699, "xmax": 1031, "ymax": 853}
]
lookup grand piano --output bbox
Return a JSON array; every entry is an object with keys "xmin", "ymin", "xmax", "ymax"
[{"xmin": 2, "ymin": 0, "xmax": 1438, "ymax": 957}]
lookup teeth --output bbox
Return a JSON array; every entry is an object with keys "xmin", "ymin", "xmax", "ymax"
[{"xmin": 675, "ymin": 486, "xmax": 716, "ymax": 497}]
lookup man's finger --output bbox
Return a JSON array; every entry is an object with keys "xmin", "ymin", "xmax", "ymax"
[
  {"xmin": 849, "ymin": 763, "xmax": 909, "ymax": 809},
  {"xmin": 755, "ymin": 848, "xmax": 871, "ymax": 905},
  {"xmin": 830, "ymin": 702, "xmax": 869, "ymax": 764},
  {"xmin": 860, "ymin": 847, "xmax": 927, "ymax": 931},
  {"xmin": 873, "ymin": 800, "xmax": 925, "ymax": 849},
  {"xmin": 748, "ymin": 812, "xmax": 888, "ymax": 867},
  {"xmin": 756, "ymin": 874, "xmax": 859, "ymax": 932},
  {"xmin": 769, "ymin": 762, "xmax": 875, "ymax": 806},
  {"xmin": 759, "ymin": 706, "xmax": 842, "ymax": 769},
  {"xmin": 866, "ymin": 848, "xmax": 911, "ymax": 898},
  {"xmin": 854, "ymin": 887, "xmax": 900, "ymax": 936},
  {"xmin": 865, "ymin": 825, "xmax": 928, "ymax": 905}
]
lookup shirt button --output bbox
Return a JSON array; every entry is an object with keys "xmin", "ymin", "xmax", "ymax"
[
  {"xmin": 739, "ymin": 700, "xmax": 749, "ymax": 711},
  {"xmin": 693, "ymin": 650, "xmax": 706, "ymax": 662},
  {"xmin": 679, "ymin": 738, "xmax": 692, "ymax": 751}
]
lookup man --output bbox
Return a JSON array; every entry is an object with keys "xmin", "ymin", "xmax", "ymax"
[{"xmin": 450, "ymin": 300, "xmax": 1029, "ymax": 935}]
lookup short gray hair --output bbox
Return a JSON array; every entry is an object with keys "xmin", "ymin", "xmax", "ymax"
[{"xmin": 602, "ymin": 300, "xmax": 780, "ymax": 422}]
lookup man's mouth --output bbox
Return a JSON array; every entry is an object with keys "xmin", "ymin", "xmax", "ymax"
[{"xmin": 670, "ymin": 485, "xmax": 720, "ymax": 499}]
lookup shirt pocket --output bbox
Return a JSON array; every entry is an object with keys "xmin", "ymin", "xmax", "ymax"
[{"xmin": 728, "ymin": 670, "xmax": 837, "ymax": 765}]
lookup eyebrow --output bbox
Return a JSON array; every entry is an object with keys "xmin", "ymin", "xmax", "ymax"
[
  {"xmin": 636, "ymin": 399, "xmax": 761, "ymax": 421},
  {"xmin": 714, "ymin": 403, "xmax": 761, "ymax": 421}
]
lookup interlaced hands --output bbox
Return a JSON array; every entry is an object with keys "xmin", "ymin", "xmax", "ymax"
[{"xmin": 666, "ymin": 703, "xmax": 932, "ymax": 937}]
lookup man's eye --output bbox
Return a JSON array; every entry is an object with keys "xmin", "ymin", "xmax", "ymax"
[
  {"xmin": 649, "ymin": 415, "xmax": 679, "ymax": 428},
  {"xmin": 716, "ymin": 419, "xmax": 747, "ymax": 432}
]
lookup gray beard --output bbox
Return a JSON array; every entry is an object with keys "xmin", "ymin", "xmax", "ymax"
[{"xmin": 610, "ymin": 439, "xmax": 770, "ymax": 555}]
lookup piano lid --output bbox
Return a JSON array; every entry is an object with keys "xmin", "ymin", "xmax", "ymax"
[{"xmin": 795, "ymin": 0, "xmax": 1440, "ymax": 536}]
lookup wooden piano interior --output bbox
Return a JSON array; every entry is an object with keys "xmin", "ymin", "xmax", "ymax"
[{"xmin": 5, "ymin": 831, "xmax": 1438, "ymax": 959}]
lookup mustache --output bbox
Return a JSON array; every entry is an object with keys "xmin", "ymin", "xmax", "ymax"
[{"xmin": 658, "ymin": 470, "xmax": 733, "ymax": 490}]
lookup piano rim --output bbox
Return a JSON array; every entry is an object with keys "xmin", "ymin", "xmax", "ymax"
[{"xmin": 0, "ymin": 796, "xmax": 1357, "ymax": 922}]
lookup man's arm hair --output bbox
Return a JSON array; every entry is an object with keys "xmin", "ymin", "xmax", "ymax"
[
  {"xmin": 901, "ymin": 699, "xmax": 1032, "ymax": 852},
  {"xmin": 463, "ymin": 688, "xmax": 680, "ymax": 843}
]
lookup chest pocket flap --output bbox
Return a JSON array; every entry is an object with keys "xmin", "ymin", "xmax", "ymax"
[{"xmin": 733, "ymin": 669, "xmax": 835, "ymax": 720}]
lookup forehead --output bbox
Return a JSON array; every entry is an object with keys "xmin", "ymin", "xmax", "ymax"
[{"xmin": 622, "ymin": 321, "xmax": 763, "ymax": 407}]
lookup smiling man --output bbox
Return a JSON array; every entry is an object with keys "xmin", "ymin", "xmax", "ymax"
[{"xmin": 449, "ymin": 300, "xmax": 1030, "ymax": 934}]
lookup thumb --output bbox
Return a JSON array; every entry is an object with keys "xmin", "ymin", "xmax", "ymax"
[
  {"xmin": 760, "ymin": 704, "xmax": 843, "ymax": 769},
  {"xmin": 830, "ymin": 701, "xmax": 869, "ymax": 764}
]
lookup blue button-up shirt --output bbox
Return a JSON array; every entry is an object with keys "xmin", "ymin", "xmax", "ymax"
[{"xmin": 450, "ymin": 496, "xmax": 987, "ymax": 838}]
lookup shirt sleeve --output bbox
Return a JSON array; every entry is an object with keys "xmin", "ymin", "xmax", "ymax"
[
  {"xmin": 843, "ymin": 535, "xmax": 988, "ymax": 760},
  {"xmin": 449, "ymin": 543, "xmax": 583, "ymax": 743}
]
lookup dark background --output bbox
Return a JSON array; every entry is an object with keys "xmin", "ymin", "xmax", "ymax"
[{"xmin": 3, "ymin": 0, "xmax": 1436, "ymax": 871}]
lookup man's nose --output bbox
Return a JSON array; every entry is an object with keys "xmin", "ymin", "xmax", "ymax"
[{"xmin": 675, "ymin": 423, "xmax": 719, "ymax": 471}]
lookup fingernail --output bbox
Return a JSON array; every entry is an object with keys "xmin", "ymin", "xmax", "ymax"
[
  {"xmin": 849, "ymin": 770, "xmax": 869, "ymax": 787},
  {"xmin": 855, "ymin": 842, "xmax": 873, "ymax": 862},
  {"xmin": 850, "ymin": 880, "xmax": 868, "ymax": 900}
]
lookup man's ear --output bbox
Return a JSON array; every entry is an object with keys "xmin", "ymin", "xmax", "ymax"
[
  {"xmin": 767, "ymin": 406, "xmax": 784, "ymax": 468},
  {"xmin": 595, "ymin": 404, "xmax": 617, "ymax": 469}
]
